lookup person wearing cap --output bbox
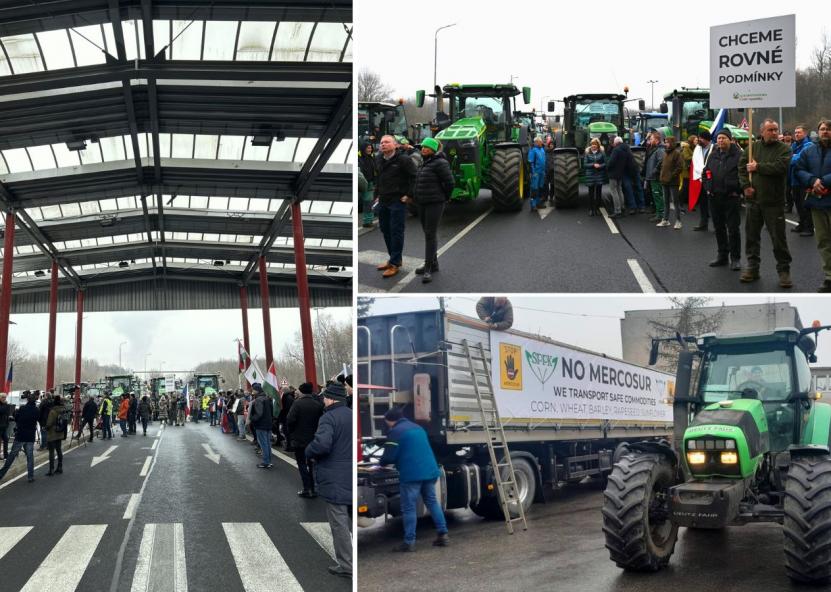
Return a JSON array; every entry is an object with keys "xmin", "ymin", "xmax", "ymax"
[
  {"xmin": 739, "ymin": 118, "xmax": 793, "ymax": 288},
  {"xmin": 248, "ymin": 383, "xmax": 274, "ymax": 468},
  {"xmin": 305, "ymin": 382, "xmax": 353, "ymax": 578},
  {"xmin": 374, "ymin": 134, "xmax": 417, "ymax": 279},
  {"xmin": 0, "ymin": 391, "xmax": 39, "ymax": 483},
  {"xmin": 528, "ymin": 136, "xmax": 547, "ymax": 212},
  {"xmin": 703, "ymin": 128, "xmax": 743, "ymax": 270},
  {"xmin": 476, "ymin": 296, "xmax": 514, "ymax": 331},
  {"xmin": 287, "ymin": 382, "xmax": 324, "ymax": 498},
  {"xmin": 380, "ymin": 406, "xmax": 448, "ymax": 552},
  {"xmin": 407, "ymin": 137, "xmax": 454, "ymax": 284}
]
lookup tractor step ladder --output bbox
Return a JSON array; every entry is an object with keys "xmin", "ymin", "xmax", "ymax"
[{"xmin": 462, "ymin": 339, "xmax": 528, "ymax": 534}]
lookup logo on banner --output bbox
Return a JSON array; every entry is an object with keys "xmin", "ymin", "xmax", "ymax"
[
  {"xmin": 499, "ymin": 343, "xmax": 523, "ymax": 390},
  {"xmin": 524, "ymin": 349, "xmax": 558, "ymax": 386}
]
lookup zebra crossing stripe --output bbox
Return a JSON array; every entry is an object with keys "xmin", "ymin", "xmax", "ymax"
[
  {"xmin": 300, "ymin": 522, "xmax": 335, "ymax": 561},
  {"xmin": 222, "ymin": 522, "xmax": 303, "ymax": 592},
  {"xmin": 20, "ymin": 524, "xmax": 107, "ymax": 592},
  {"xmin": 0, "ymin": 526, "xmax": 32, "ymax": 561},
  {"xmin": 130, "ymin": 523, "xmax": 187, "ymax": 592}
]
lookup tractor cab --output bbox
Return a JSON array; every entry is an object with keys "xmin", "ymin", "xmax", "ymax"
[
  {"xmin": 630, "ymin": 112, "xmax": 668, "ymax": 145},
  {"xmin": 659, "ymin": 88, "xmax": 748, "ymax": 143},
  {"xmin": 193, "ymin": 373, "xmax": 222, "ymax": 396},
  {"xmin": 438, "ymin": 84, "xmax": 529, "ymax": 143},
  {"xmin": 107, "ymin": 374, "xmax": 135, "ymax": 397},
  {"xmin": 555, "ymin": 94, "xmax": 630, "ymax": 154},
  {"xmin": 358, "ymin": 101, "xmax": 409, "ymax": 148}
]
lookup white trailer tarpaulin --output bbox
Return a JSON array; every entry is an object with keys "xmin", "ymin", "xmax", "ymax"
[{"xmin": 490, "ymin": 332, "xmax": 674, "ymax": 422}]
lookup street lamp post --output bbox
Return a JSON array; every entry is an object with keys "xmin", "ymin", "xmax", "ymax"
[
  {"xmin": 433, "ymin": 23, "xmax": 457, "ymax": 90},
  {"xmin": 118, "ymin": 341, "xmax": 127, "ymax": 368},
  {"xmin": 646, "ymin": 80, "xmax": 659, "ymax": 110}
]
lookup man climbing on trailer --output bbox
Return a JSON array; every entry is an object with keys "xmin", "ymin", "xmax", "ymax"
[{"xmin": 475, "ymin": 297, "xmax": 514, "ymax": 330}]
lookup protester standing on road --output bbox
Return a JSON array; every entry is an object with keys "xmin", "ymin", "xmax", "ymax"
[
  {"xmin": 658, "ymin": 136, "xmax": 684, "ymax": 228},
  {"xmin": 681, "ymin": 135, "xmax": 698, "ymax": 214},
  {"xmin": 128, "ymin": 392, "xmax": 138, "ymax": 434},
  {"xmin": 158, "ymin": 394, "xmax": 169, "ymax": 426},
  {"xmin": 794, "ymin": 118, "xmax": 831, "ymax": 292},
  {"xmin": 0, "ymin": 392, "xmax": 11, "ymax": 460},
  {"xmin": 528, "ymin": 136, "xmax": 547, "ymax": 212},
  {"xmin": 359, "ymin": 142, "xmax": 378, "ymax": 228},
  {"xmin": 375, "ymin": 134, "xmax": 417, "ymax": 279},
  {"xmin": 0, "ymin": 392, "xmax": 38, "ymax": 482},
  {"xmin": 693, "ymin": 131, "xmax": 713, "ymax": 231},
  {"xmin": 277, "ymin": 387, "xmax": 295, "ymax": 449},
  {"xmin": 79, "ymin": 395, "xmax": 97, "ymax": 443},
  {"xmin": 584, "ymin": 138, "xmax": 606, "ymax": 217},
  {"xmin": 236, "ymin": 393, "xmax": 248, "ymax": 440},
  {"xmin": 544, "ymin": 136, "xmax": 556, "ymax": 206},
  {"xmin": 791, "ymin": 125, "xmax": 815, "ymax": 237},
  {"xmin": 287, "ymin": 382, "xmax": 324, "ymax": 498},
  {"xmin": 37, "ymin": 391, "xmax": 52, "ymax": 450},
  {"xmin": 739, "ymin": 119, "xmax": 793, "ymax": 288},
  {"xmin": 118, "ymin": 394, "xmax": 130, "ymax": 437},
  {"xmin": 45, "ymin": 395, "xmax": 66, "ymax": 477},
  {"xmin": 476, "ymin": 297, "xmax": 514, "ymax": 330},
  {"xmin": 410, "ymin": 137, "xmax": 454, "ymax": 284},
  {"xmin": 305, "ymin": 383, "xmax": 353, "ymax": 578},
  {"xmin": 644, "ymin": 133, "xmax": 666, "ymax": 222},
  {"xmin": 100, "ymin": 394, "xmax": 113, "ymax": 439},
  {"xmin": 138, "ymin": 395, "xmax": 152, "ymax": 436},
  {"xmin": 606, "ymin": 137, "xmax": 630, "ymax": 218},
  {"xmin": 703, "ymin": 128, "xmax": 743, "ymax": 270},
  {"xmin": 249, "ymin": 384, "xmax": 274, "ymax": 469},
  {"xmin": 381, "ymin": 407, "xmax": 449, "ymax": 552}
]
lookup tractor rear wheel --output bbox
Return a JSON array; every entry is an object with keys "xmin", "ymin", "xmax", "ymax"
[
  {"xmin": 602, "ymin": 453, "xmax": 678, "ymax": 571},
  {"xmin": 489, "ymin": 148, "xmax": 525, "ymax": 212},
  {"xmin": 784, "ymin": 453, "xmax": 831, "ymax": 584},
  {"xmin": 552, "ymin": 151, "xmax": 580, "ymax": 208}
]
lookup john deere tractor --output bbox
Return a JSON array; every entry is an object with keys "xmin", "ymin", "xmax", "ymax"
[
  {"xmin": 658, "ymin": 87, "xmax": 749, "ymax": 144},
  {"xmin": 415, "ymin": 83, "xmax": 532, "ymax": 211},
  {"xmin": 603, "ymin": 325, "xmax": 831, "ymax": 583},
  {"xmin": 358, "ymin": 101, "xmax": 409, "ymax": 148},
  {"xmin": 549, "ymin": 92, "xmax": 645, "ymax": 208}
]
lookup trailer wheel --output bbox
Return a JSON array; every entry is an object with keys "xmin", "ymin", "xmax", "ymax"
[
  {"xmin": 602, "ymin": 453, "xmax": 678, "ymax": 571},
  {"xmin": 471, "ymin": 457, "xmax": 537, "ymax": 520},
  {"xmin": 784, "ymin": 453, "xmax": 831, "ymax": 584}
]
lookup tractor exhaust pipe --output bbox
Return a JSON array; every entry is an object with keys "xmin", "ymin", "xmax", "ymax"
[{"xmin": 673, "ymin": 350, "xmax": 695, "ymax": 455}]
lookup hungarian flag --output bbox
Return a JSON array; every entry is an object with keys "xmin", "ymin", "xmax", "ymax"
[
  {"xmin": 264, "ymin": 362, "xmax": 281, "ymax": 410},
  {"xmin": 238, "ymin": 341, "xmax": 250, "ymax": 372},
  {"xmin": 243, "ymin": 359, "xmax": 266, "ymax": 388}
]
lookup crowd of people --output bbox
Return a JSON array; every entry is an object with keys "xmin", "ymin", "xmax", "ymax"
[{"xmin": 360, "ymin": 119, "xmax": 831, "ymax": 291}]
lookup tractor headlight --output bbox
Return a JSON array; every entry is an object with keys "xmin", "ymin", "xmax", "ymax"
[
  {"xmin": 687, "ymin": 451, "xmax": 707, "ymax": 465},
  {"xmin": 720, "ymin": 451, "xmax": 738, "ymax": 464}
]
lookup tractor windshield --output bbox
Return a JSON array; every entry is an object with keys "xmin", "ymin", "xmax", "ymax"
[
  {"xmin": 197, "ymin": 376, "xmax": 219, "ymax": 392},
  {"xmin": 574, "ymin": 99, "xmax": 622, "ymax": 130},
  {"xmin": 358, "ymin": 105, "xmax": 407, "ymax": 139},
  {"xmin": 698, "ymin": 345, "xmax": 793, "ymax": 403},
  {"xmin": 642, "ymin": 116, "xmax": 666, "ymax": 131},
  {"xmin": 451, "ymin": 95, "xmax": 506, "ymax": 126}
]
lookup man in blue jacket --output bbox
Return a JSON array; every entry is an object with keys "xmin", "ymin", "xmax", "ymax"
[
  {"xmin": 790, "ymin": 125, "xmax": 814, "ymax": 237},
  {"xmin": 795, "ymin": 118, "xmax": 831, "ymax": 292},
  {"xmin": 0, "ymin": 392, "xmax": 39, "ymax": 483},
  {"xmin": 381, "ymin": 407, "xmax": 448, "ymax": 552}
]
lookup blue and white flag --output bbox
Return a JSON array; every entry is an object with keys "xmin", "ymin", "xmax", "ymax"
[{"xmin": 709, "ymin": 108, "xmax": 727, "ymax": 136}]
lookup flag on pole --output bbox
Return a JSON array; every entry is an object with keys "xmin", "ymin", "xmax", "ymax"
[
  {"xmin": 709, "ymin": 108, "xmax": 727, "ymax": 137},
  {"xmin": 264, "ymin": 362, "xmax": 281, "ymax": 410},
  {"xmin": 6, "ymin": 361, "xmax": 12, "ymax": 391},
  {"xmin": 689, "ymin": 144, "xmax": 705, "ymax": 211},
  {"xmin": 183, "ymin": 383, "xmax": 190, "ymax": 417},
  {"xmin": 243, "ymin": 359, "xmax": 266, "ymax": 389},
  {"xmin": 238, "ymin": 341, "xmax": 250, "ymax": 372}
]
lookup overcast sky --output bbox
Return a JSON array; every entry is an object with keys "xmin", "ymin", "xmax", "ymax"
[
  {"xmin": 9, "ymin": 306, "xmax": 350, "ymax": 378},
  {"xmin": 367, "ymin": 296, "xmax": 831, "ymax": 363},
  {"xmin": 357, "ymin": 1, "xmax": 823, "ymax": 111}
]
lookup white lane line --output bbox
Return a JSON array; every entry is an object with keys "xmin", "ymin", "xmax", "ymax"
[
  {"xmin": 151, "ymin": 440, "xmax": 158, "ymax": 450},
  {"xmin": 123, "ymin": 493, "xmax": 141, "ymax": 520},
  {"xmin": 130, "ymin": 524, "xmax": 187, "ymax": 592},
  {"xmin": 273, "ymin": 448, "xmax": 297, "ymax": 467},
  {"xmin": 627, "ymin": 259, "xmax": 656, "ymax": 293},
  {"xmin": 300, "ymin": 522, "xmax": 335, "ymax": 561},
  {"xmin": 0, "ymin": 442, "xmax": 81, "ymax": 491},
  {"xmin": 222, "ymin": 523, "xmax": 303, "ymax": 592},
  {"xmin": 390, "ymin": 206, "xmax": 494, "ymax": 293},
  {"xmin": 20, "ymin": 525, "xmax": 107, "ymax": 592},
  {"xmin": 130, "ymin": 523, "xmax": 155, "ymax": 592},
  {"xmin": 357, "ymin": 283, "xmax": 385, "ymax": 293},
  {"xmin": 600, "ymin": 207, "xmax": 619, "ymax": 234},
  {"xmin": 0, "ymin": 526, "xmax": 32, "ymax": 560},
  {"xmin": 785, "ymin": 218, "xmax": 798, "ymax": 226},
  {"xmin": 139, "ymin": 456, "xmax": 153, "ymax": 477},
  {"xmin": 537, "ymin": 206, "xmax": 553, "ymax": 220},
  {"xmin": 173, "ymin": 523, "xmax": 187, "ymax": 592}
]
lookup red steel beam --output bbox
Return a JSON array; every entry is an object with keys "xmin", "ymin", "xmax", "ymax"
[
  {"xmin": 0, "ymin": 212, "xmax": 14, "ymax": 392},
  {"xmin": 46, "ymin": 261, "xmax": 58, "ymax": 390},
  {"xmin": 258, "ymin": 256, "xmax": 274, "ymax": 370},
  {"xmin": 291, "ymin": 202, "xmax": 318, "ymax": 387}
]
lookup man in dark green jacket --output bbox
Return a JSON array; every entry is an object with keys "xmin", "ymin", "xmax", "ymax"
[{"xmin": 738, "ymin": 119, "xmax": 793, "ymax": 288}]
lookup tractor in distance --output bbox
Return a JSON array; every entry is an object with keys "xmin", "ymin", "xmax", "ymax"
[
  {"xmin": 415, "ymin": 83, "xmax": 532, "ymax": 211},
  {"xmin": 358, "ymin": 100, "xmax": 410, "ymax": 149},
  {"xmin": 657, "ymin": 87, "xmax": 749, "ymax": 144},
  {"xmin": 629, "ymin": 111, "xmax": 669, "ymax": 146},
  {"xmin": 602, "ymin": 322, "xmax": 831, "ymax": 584},
  {"xmin": 548, "ymin": 89, "xmax": 646, "ymax": 208}
]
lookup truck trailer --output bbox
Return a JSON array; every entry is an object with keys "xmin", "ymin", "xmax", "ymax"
[{"xmin": 358, "ymin": 309, "xmax": 674, "ymax": 525}]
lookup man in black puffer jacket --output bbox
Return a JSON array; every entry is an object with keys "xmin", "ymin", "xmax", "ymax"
[
  {"xmin": 375, "ymin": 135, "xmax": 417, "ymax": 278},
  {"xmin": 408, "ymin": 138, "xmax": 454, "ymax": 284},
  {"xmin": 704, "ymin": 128, "xmax": 744, "ymax": 270},
  {"xmin": 287, "ymin": 382, "xmax": 324, "ymax": 498}
]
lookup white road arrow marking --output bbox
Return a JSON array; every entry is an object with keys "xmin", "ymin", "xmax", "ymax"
[
  {"xmin": 537, "ymin": 206, "xmax": 553, "ymax": 220},
  {"xmin": 202, "ymin": 443, "xmax": 220, "ymax": 464},
  {"xmin": 91, "ymin": 445, "xmax": 118, "ymax": 467}
]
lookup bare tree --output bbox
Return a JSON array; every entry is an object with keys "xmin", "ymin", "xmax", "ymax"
[
  {"xmin": 358, "ymin": 68, "xmax": 394, "ymax": 102},
  {"xmin": 648, "ymin": 297, "xmax": 725, "ymax": 373},
  {"xmin": 283, "ymin": 313, "xmax": 351, "ymax": 384},
  {"xmin": 811, "ymin": 29, "xmax": 831, "ymax": 79},
  {"xmin": 357, "ymin": 296, "xmax": 374, "ymax": 318}
]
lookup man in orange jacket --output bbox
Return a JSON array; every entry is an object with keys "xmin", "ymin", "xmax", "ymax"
[{"xmin": 118, "ymin": 394, "xmax": 130, "ymax": 437}]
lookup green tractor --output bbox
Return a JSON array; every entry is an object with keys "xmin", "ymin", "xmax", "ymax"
[
  {"xmin": 658, "ymin": 87, "xmax": 749, "ymax": 144},
  {"xmin": 603, "ymin": 324, "xmax": 831, "ymax": 583},
  {"xmin": 192, "ymin": 373, "xmax": 223, "ymax": 396},
  {"xmin": 358, "ymin": 101, "xmax": 409, "ymax": 149},
  {"xmin": 548, "ymin": 92, "xmax": 645, "ymax": 208},
  {"xmin": 106, "ymin": 374, "xmax": 136, "ymax": 397},
  {"xmin": 415, "ymin": 83, "xmax": 532, "ymax": 211}
]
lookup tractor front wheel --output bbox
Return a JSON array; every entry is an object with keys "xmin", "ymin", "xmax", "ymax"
[
  {"xmin": 552, "ymin": 151, "xmax": 580, "ymax": 208},
  {"xmin": 489, "ymin": 148, "xmax": 525, "ymax": 212},
  {"xmin": 784, "ymin": 453, "xmax": 831, "ymax": 584},
  {"xmin": 602, "ymin": 453, "xmax": 678, "ymax": 571}
]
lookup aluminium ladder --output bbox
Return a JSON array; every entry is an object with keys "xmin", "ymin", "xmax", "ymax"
[{"xmin": 462, "ymin": 339, "xmax": 528, "ymax": 534}]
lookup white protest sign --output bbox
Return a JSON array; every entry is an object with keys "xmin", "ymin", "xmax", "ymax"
[
  {"xmin": 490, "ymin": 332, "xmax": 674, "ymax": 422},
  {"xmin": 710, "ymin": 14, "xmax": 795, "ymax": 108},
  {"xmin": 164, "ymin": 377, "xmax": 175, "ymax": 393}
]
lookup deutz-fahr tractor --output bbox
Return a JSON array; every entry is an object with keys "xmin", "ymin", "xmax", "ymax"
[
  {"xmin": 548, "ymin": 92, "xmax": 645, "ymax": 208},
  {"xmin": 603, "ymin": 324, "xmax": 831, "ymax": 584},
  {"xmin": 415, "ymin": 83, "xmax": 532, "ymax": 211},
  {"xmin": 658, "ymin": 87, "xmax": 749, "ymax": 144},
  {"xmin": 358, "ymin": 101, "xmax": 409, "ymax": 148}
]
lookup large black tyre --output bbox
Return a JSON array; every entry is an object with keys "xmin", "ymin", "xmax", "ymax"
[
  {"xmin": 602, "ymin": 453, "xmax": 679, "ymax": 571},
  {"xmin": 783, "ymin": 454, "xmax": 831, "ymax": 584},
  {"xmin": 489, "ymin": 148, "xmax": 525, "ymax": 212},
  {"xmin": 552, "ymin": 151, "xmax": 580, "ymax": 208},
  {"xmin": 471, "ymin": 457, "xmax": 537, "ymax": 520}
]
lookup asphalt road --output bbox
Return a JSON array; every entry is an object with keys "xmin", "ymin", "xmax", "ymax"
[
  {"xmin": 0, "ymin": 419, "xmax": 348, "ymax": 591},
  {"xmin": 358, "ymin": 187, "xmax": 824, "ymax": 293},
  {"xmin": 357, "ymin": 478, "xmax": 805, "ymax": 592}
]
